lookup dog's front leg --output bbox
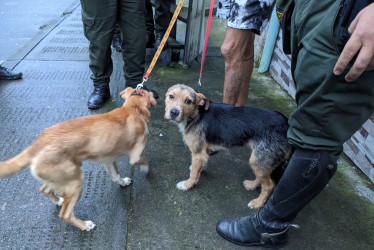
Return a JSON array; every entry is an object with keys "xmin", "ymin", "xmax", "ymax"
[
  {"xmin": 105, "ymin": 162, "xmax": 132, "ymax": 186},
  {"xmin": 177, "ymin": 152, "xmax": 209, "ymax": 190}
]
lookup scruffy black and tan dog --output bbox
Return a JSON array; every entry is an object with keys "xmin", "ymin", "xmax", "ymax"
[{"xmin": 164, "ymin": 84, "xmax": 292, "ymax": 209}]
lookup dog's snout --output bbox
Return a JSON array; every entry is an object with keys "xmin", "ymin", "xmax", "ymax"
[{"xmin": 170, "ymin": 108, "xmax": 180, "ymax": 119}]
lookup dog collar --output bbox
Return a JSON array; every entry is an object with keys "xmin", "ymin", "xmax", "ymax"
[{"xmin": 130, "ymin": 90, "xmax": 146, "ymax": 99}]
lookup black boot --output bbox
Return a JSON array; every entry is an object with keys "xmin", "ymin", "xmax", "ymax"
[
  {"xmin": 111, "ymin": 37, "xmax": 122, "ymax": 52},
  {"xmin": 126, "ymin": 81, "xmax": 159, "ymax": 99},
  {"xmin": 0, "ymin": 66, "xmax": 22, "ymax": 80},
  {"xmin": 155, "ymin": 31, "xmax": 167, "ymax": 49},
  {"xmin": 146, "ymin": 31, "xmax": 155, "ymax": 48},
  {"xmin": 216, "ymin": 148, "xmax": 337, "ymax": 248},
  {"xmin": 87, "ymin": 85, "xmax": 110, "ymax": 109}
]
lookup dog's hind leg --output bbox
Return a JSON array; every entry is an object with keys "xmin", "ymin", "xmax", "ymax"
[
  {"xmin": 177, "ymin": 152, "xmax": 209, "ymax": 190},
  {"xmin": 243, "ymin": 154, "xmax": 262, "ymax": 190},
  {"xmin": 245, "ymin": 154, "xmax": 275, "ymax": 210},
  {"xmin": 40, "ymin": 183, "xmax": 63, "ymax": 206},
  {"xmin": 57, "ymin": 167, "xmax": 95, "ymax": 231},
  {"xmin": 105, "ymin": 162, "xmax": 132, "ymax": 186},
  {"xmin": 247, "ymin": 174, "xmax": 274, "ymax": 210},
  {"xmin": 129, "ymin": 140, "xmax": 149, "ymax": 173}
]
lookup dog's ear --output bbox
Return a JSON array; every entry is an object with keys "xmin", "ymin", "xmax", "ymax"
[
  {"xmin": 119, "ymin": 87, "xmax": 134, "ymax": 100},
  {"xmin": 196, "ymin": 92, "xmax": 209, "ymax": 110},
  {"xmin": 148, "ymin": 91, "xmax": 157, "ymax": 107}
]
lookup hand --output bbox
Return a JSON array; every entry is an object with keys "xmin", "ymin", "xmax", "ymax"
[{"xmin": 333, "ymin": 3, "xmax": 374, "ymax": 82}]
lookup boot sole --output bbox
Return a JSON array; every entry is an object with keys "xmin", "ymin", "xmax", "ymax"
[{"xmin": 216, "ymin": 228, "xmax": 286, "ymax": 249}]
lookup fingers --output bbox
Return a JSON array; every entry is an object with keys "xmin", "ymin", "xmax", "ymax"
[
  {"xmin": 347, "ymin": 11, "xmax": 359, "ymax": 35},
  {"xmin": 345, "ymin": 46, "xmax": 374, "ymax": 82},
  {"xmin": 333, "ymin": 38, "xmax": 361, "ymax": 76},
  {"xmin": 334, "ymin": 3, "xmax": 374, "ymax": 81}
]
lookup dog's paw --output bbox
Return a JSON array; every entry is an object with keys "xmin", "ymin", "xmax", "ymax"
[
  {"xmin": 176, "ymin": 181, "xmax": 188, "ymax": 191},
  {"xmin": 140, "ymin": 165, "xmax": 149, "ymax": 174},
  {"xmin": 189, "ymin": 165, "xmax": 192, "ymax": 171},
  {"xmin": 120, "ymin": 177, "xmax": 132, "ymax": 186},
  {"xmin": 243, "ymin": 180, "xmax": 259, "ymax": 191},
  {"xmin": 55, "ymin": 197, "xmax": 64, "ymax": 206},
  {"xmin": 248, "ymin": 199, "xmax": 264, "ymax": 210},
  {"xmin": 84, "ymin": 220, "xmax": 96, "ymax": 231}
]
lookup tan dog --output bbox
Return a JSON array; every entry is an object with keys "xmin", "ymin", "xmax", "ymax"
[
  {"xmin": 0, "ymin": 87, "xmax": 156, "ymax": 231},
  {"xmin": 164, "ymin": 84, "xmax": 291, "ymax": 209}
]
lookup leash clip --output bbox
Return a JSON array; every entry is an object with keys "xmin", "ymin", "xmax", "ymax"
[
  {"xmin": 198, "ymin": 76, "xmax": 202, "ymax": 87},
  {"xmin": 195, "ymin": 76, "xmax": 202, "ymax": 93},
  {"xmin": 136, "ymin": 77, "xmax": 148, "ymax": 90}
]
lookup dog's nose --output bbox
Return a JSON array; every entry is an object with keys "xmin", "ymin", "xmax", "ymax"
[{"xmin": 170, "ymin": 108, "xmax": 180, "ymax": 119}]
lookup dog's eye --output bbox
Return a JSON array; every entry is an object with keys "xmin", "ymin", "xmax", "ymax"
[
  {"xmin": 169, "ymin": 94, "xmax": 174, "ymax": 100},
  {"xmin": 185, "ymin": 99, "xmax": 192, "ymax": 105}
]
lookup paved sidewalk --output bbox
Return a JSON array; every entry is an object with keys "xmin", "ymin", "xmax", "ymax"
[{"xmin": 1, "ymin": 5, "xmax": 374, "ymax": 250}]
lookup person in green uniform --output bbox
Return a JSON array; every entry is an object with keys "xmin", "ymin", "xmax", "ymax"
[
  {"xmin": 80, "ymin": 0, "xmax": 157, "ymax": 109},
  {"xmin": 216, "ymin": 0, "xmax": 374, "ymax": 247},
  {"xmin": 145, "ymin": 0, "xmax": 172, "ymax": 48}
]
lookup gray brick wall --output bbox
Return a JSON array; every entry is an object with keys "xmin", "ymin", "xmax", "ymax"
[{"xmin": 263, "ymin": 29, "xmax": 374, "ymax": 183}]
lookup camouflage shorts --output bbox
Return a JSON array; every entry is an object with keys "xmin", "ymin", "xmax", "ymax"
[
  {"xmin": 216, "ymin": 0, "xmax": 231, "ymax": 19},
  {"xmin": 224, "ymin": 0, "xmax": 275, "ymax": 35}
]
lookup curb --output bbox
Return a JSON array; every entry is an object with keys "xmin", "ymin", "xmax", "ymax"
[{"xmin": 2, "ymin": 1, "xmax": 81, "ymax": 70}]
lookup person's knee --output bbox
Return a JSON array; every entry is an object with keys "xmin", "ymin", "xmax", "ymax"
[
  {"xmin": 221, "ymin": 37, "xmax": 253, "ymax": 62},
  {"xmin": 221, "ymin": 37, "xmax": 244, "ymax": 62},
  {"xmin": 220, "ymin": 42, "xmax": 235, "ymax": 61}
]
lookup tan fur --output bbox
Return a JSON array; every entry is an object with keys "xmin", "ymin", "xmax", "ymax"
[
  {"xmin": 165, "ymin": 84, "xmax": 286, "ymax": 209},
  {"xmin": 0, "ymin": 87, "xmax": 156, "ymax": 231}
]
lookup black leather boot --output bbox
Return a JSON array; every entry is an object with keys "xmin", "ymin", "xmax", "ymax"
[
  {"xmin": 126, "ymin": 81, "xmax": 159, "ymax": 99},
  {"xmin": 0, "ymin": 66, "xmax": 22, "ymax": 80},
  {"xmin": 87, "ymin": 85, "xmax": 110, "ymax": 109},
  {"xmin": 216, "ymin": 148, "xmax": 337, "ymax": 248}
]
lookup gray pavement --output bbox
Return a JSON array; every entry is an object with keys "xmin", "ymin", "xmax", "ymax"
[
  {"xmin": 0, "ymin": 0, "xmax": 80, "ymax": 68},
  {"xmin": 1, "ymin": 4, "xmax": 374, "ymax": 250}
]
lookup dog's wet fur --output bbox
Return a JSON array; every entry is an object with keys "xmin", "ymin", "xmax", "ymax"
[
  {"xmin": 165, "ymin": 84, "xmax": 292, "ymax": 209},
  {"xmin": 0, "ymin": 87, "xmax": 157, "ymax": 230}
]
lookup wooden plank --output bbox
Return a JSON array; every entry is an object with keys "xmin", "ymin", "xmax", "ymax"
[{"xmin": 183, "ymin": 0, "xmax": 204, "ymax": 66}]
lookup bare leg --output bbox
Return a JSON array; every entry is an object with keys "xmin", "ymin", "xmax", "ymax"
[
  {"xmin": 236, "ymin": 32, "xmax": 254, "ymax": 106},
  {"xmin": 105, "ymin": 162, "xmax": 132, "ymax": 186},
  {"xmin": 221, "ymin": 27, "xmax": 255, "ymax": 106}
]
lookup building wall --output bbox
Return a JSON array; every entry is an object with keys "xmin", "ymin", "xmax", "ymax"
[{"xmin": 265, "ymin": 29, "xmax": 374, "ymax": 183}]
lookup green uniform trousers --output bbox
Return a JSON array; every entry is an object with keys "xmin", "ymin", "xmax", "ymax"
[
  {"xmin": 286, "ymin": 0, "xmax": 374, "ymax": 158},
  {"xmin": 145, "ymin": 0, "xmax": 171, "ymax": 33},
  {"xmin": 154, "ymin": 0, "xmax": 171, "ymax": 33},
  {"xmin": 80, "ymin": 0, "xmax": 146, "ymax": 87}
]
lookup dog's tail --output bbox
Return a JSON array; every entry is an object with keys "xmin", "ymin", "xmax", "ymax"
[{"xmin": 0, "ymin": 147, "xmax": 33, "ymax": 178}]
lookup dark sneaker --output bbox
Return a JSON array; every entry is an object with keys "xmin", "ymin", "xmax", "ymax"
[
  {"xmin": 87, "ymin": 86, "xmax": 110, "ymax": 109},
  {"xmin": 0, "ymin": 66, "xmax": 22, "ymax": 80}
]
